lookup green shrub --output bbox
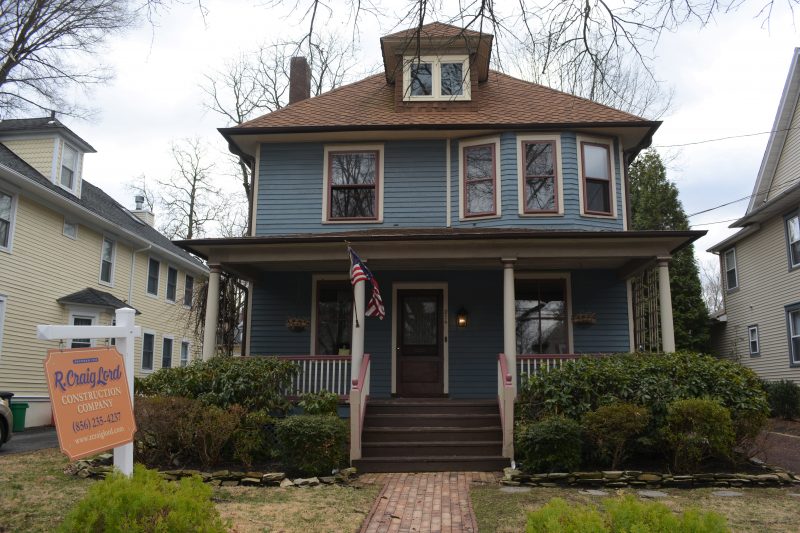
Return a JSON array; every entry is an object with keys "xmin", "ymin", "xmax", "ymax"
[
  {"xmin": 518, "ymin": 352, "xmax": 768, "ymax": 449},
  {"xmin": 665, "ymin": 398, "xmax": 735, "ymax": 473},
  {"xmin": 232, "ymin": 409, "xmax": 274, "ymax": 469},
  {"xmin": 275, "ymin": 414, "xmax": 348, "ymax": 476},
  {"xmin": 298, "ymin": 390, "xmax": 340, "ymax": 416},
  {"xmin": 135, "ymin": 356, "xmax": 298, "ymax": 413},
  {"xmin": 60, "ymin": 465, "xmax": 228, "ymax": 533},
  {"xmin": 583, "ymin": 403, "xmax": 650, "ymax": 469},
  {"xmin": 525, "ymin": 496, "xmax": 729, "ymax": 533},
  {"xmin": 763, "ymin": 380, "xmax": 800, "ymax": 419},
  {"xmin": 515, "ymin": 416, "xmax": 583, "ymax": 473}
]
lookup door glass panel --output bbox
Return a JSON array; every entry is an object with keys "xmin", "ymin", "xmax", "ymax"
[{"xmin": 402, "ymin": 295, "xmax": 438, "ymax": 346}]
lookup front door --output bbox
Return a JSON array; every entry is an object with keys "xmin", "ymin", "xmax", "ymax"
[{"xmin": 397, "ymin": 289, "xmax": 444, "ymax": 397}]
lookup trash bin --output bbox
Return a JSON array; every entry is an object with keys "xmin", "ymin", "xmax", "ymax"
[{"xmin": 10, "ymin": 402, "xmax": 28, "ymax": 432}]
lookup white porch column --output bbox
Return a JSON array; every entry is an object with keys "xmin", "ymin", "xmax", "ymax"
[
  {"xmin": 350, "ymin": 279, "xmax": 366, "ymax": 382},
  {"xmin": 657, "ymin": 258, "xmax": 676, "ymax": 353},
  {"xmin": 202, "ymin": 265, "xmax": 221, "ymax": 360},
  {"xmin": 502, "ymin": 259, "xmax": 517, "ymax": 393}
]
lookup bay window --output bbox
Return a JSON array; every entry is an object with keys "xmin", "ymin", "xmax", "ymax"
[
  {"xmin": 461, "ymin": 139, "xmax": 500, "ymax": 218},
  {"xmin": 522, "ymin": 141, "xmax": 558, "ymax": 213}
]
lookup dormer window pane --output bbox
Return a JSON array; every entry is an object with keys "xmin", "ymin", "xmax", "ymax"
[
  {"xmin": 410, "ymin": 62, "xmax": 433, "ymax": 96},
  {"xmin": 61, "ymin": 144, "xmax": 78, "ymax": 189},
  {"xmin": 441, "ymin": 63, "xmax": 464, "ymax": 96}
]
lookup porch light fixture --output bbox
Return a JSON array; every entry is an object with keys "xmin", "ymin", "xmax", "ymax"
[{"xmin": 456, "ymin": 306, "xmax": 469, "ymax": 328}]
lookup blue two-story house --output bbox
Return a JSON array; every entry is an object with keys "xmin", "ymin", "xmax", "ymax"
[{"xmin": 179, "ymin": 23, "xmax": 704, "ymax": 472}]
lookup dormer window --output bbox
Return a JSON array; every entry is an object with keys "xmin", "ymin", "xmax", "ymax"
[
  {"xmin": 60, "ymin": 143, "xmax": 79, "ymax": 192},
  {"xmin": 403, "ymin": 56, "xmax": 470, "ymax": 101}
]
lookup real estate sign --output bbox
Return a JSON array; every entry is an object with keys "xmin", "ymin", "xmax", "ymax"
[{"xmin": 44, "ymin": 347, "xmax": 136, "ymax": 460}]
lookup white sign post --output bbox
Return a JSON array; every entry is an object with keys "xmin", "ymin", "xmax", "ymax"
[{"xmin": 37, "ymin": 307, "xmax": 141, "ymax": 476}]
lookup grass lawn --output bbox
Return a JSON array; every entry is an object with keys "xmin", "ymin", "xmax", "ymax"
[
  {"xmin": 0, "ymin": 449, "xmax": 379, "ymax": 533},
  {"xmin": 471, "ymin": 484, "xmax": 800, "ymax": 532}
]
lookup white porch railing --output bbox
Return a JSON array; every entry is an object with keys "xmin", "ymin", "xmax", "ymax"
[
  {"xmin": 497, "ymin": 353, "xmax": 515, "ymax": 459},
  {"xmin": 276, "ymin": 355, "xmax": 352, "ymax": 398},
  {"xmin": 349, "ymin": 353, "xmax": 371, "ymax": 461},
  {"xmin": 517, "ymin": 354, "xmax": 581, "ymax": 381}
]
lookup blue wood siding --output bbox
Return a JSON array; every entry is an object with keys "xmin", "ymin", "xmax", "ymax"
[
  {"xmin": 249, "ymin": 268, "xmax": 631, "ymax": 399},
  {"xmin": 255, "ymin": 133, "xmax": 625, "ymax": 235}
]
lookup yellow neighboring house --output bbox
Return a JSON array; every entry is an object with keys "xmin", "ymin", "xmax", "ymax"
[{"xmin": 0, "ymin": 117, "xmax": 209, "ymax": 427}]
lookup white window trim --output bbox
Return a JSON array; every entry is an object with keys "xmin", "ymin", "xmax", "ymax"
[
  {"xmin": 321, "ymin": 144, "xmax": 385, "ymax": 224},
  {"xmin": 67, "ymin": 307, "xmax": 99, "ymax": 348},
  {"xmin": 161, "ymin": 334, "xmax": 175, "ymax": 369},
  {"xmin": 0, "ymin": 187, "xmax": 18, "ymax": 254},
  {"xmin": 401, "ymin": 55, "xmax": 471, "ymax": 101},
  {"xmin": 310, "ymin": 273, "xmax": 351, "ymax": 355},
  {"xmin": 748, "ymin": 325, "xmax": 760, "ymax": 356},
  {"xmin": 141, "ymin": 329, "xmax": 156, "ymax": 372},
  {"xmin": 458, "ymin": 136, "xmax": 502, "ymax": 221},
  {"xmin": 183, "ymin": 273, "xmax": 195, "ymax": 308},
  {"xmin": 146, "ymin": 256, "xmax": 161, "ymax": 297},
  {"xmin": 515, "ymin": 272, "xmax": 574, "ymax": 354},
  {"xmin": 0, "ymin": 294, "xmax": 7, "ymax": 361},
  {"xmin": 790, "ymin": 308, "xmax": 800, "ymax": 365},
  {"xmin": 576, "ymin": 135, "xmax": 618, "ymax": 219},
  {"xmin": 165, "ymin": 265, "xmax": 179, "ymax": 303},
  {"xmin": 516, "ymin": 134, "xmax": 564, "ymax": 216},
  {"xmin": 57, "ymin": 140, "xmax": 82, "ymax": 196},
  {"xmin": 180, "ymin": 338, "xmax": 191, "ymax": 367},
  {"xmin": 724, "ymin": 248, "xmax": 738, "ymax": 291},
  {"xmin": 99, "ymin": 235, "xmax": 116, "ymax": 287},
  {"xmin": 62, "ymin": 218, "xmax": 78, "ymax": 240}
]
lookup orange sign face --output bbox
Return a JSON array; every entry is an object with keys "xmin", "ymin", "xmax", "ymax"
[{"xmin": 44, "ymin": 347, "xmax": 136, "ymax": 461}]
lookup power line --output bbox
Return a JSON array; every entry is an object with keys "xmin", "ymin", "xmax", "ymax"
[
  {"xmin": 652, "ymin": 125, "xmax": 800, "ymax": 149},
  {"xmin": 687, "ymin": 173, "xmax": 800, "ymax": 218},
  {"xmin": 690, "ymin": 218, "xmax": 739, "ymax": 228}
]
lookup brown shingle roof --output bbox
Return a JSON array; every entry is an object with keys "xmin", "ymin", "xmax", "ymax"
[
  {"xmin": 235, "ymin": 71, "xmax": 649, "ymax": 132},
  {"xmin": 381, "ymin": 21, "xmax": 484, "ymax": 40}
]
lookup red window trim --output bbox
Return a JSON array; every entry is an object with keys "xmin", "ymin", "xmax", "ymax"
[
  {"xmin": 522, "ymin": 140, "xmax": 559, "ymax": 214},
  {"xmin": 462, "ymin": 143, "xmax": 497, "ymax": 218},
  {"xmin": 580, "ymin": 141, "xmax": 614, "ymax": 216},
  {"xmin": 315, "ymin": 279, "xmax": 354, "ymax": 355},
  {"xmin": 327, "ymin": 150, "xmax": 380, "ymax": 221}
]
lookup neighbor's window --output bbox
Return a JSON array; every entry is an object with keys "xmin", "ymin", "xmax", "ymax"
[
  {"xmin": 789, "ymin": 307, "xmax": 800, "ymax": 365},
  {"xmin": 100, "ymin": 237, "xmax": 115, "ymax": 284},
  {"xmin": 581, "ymin": 142, "xmax": 612, "ymax": 215},
  {"xmin": 142, "ymin": 332, "xmax": 154, "ymax": 370},
  {"xmin": 748, "ymin": 325, "xmax": 759, "ymax": 356},
  {"xmin": 71, "ymin": 316, "xmax": 93, "ymax": 348},
  {"xmin": 61, "ymin": 144, "xmax": 79, "ymax": 190},
  {"xmin": 463, "ymin": 143, "xmax": 497, "ymax": 217},
  {"xmin": 63, "ymin": 219, "xmax": 78, "ymax": 240},
  {"xmin": 327, "ymin": 151, "xmax": 379, "ymax": 220},
  {"xmin": 404, "ymin": 56, "xmax": 470, "ymax": 101},
  {"xmin": 787, "ymin": 214, "xmax": 800, "ymax": 269},
  {"xmin": 515, "ymin": 279, "xmax": 568, "ymax": 354},
  {"xmin": 180, "ymin": 341, "xmax": 190, "ymax": 367},
  {"xmin": 522, "ymin": 141, "xmax": 558, "ymax": 213},
  {"xmin": 166, "ymin": 266, "xmax": 178, "ymax": 302},
  {"xmin": 0, "ymin": 295, "xmax": 6, "ymax": 354},
  {"xmin": 724, "ymin": 248, "xmax": 738, "ymax": 290},
  {"xmin": 183, "ymin": 275, "xmax": 194, "ymax": 307},
  {"xmin": 0, "ymin": 190, "xmax": 14, "ymax": 250},
  {"xmin": 162, "ymin": 336, "xmax": 173, "ymax": 369},
  {"xmin": 147, "ymin": 257, "xmax": 160, "ymax": 295},
  {"xmin": 316, "ymin": 281, "xmax": 353, "ymax": 355}
]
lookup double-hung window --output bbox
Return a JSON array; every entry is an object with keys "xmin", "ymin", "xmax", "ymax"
[
  {"xmin": 63, "ymin": 219, "xmax": 78, "ymax": 240},
  {"xmin": 748, "ymin": 325, "xmax": 760, "ymax": 356},
  {"xmin": 100, "ymin": 237, "xmax": 115, "ymax": 284},
  {"xmin": 183, "ymin": 275, "xmax": 194, "ymax": 307},
  {"xmin": 788, "ymin": 306, "xmax": 800, "ymax": 366},
  {"xmin": 0, "ymin": 190, "xmax": 15, "ymax": 252},
  {"xmin": 166, "ymin": 266, "xmax": 178, "ymax": 302},
  {"xmin": 786, "ymin": 214, "xmax": 800, "ymax": 269},
  {"xmin": 724, "ymin": 248, "xmax": 738, "ymax": 291},
  {"xmin": 315, "ymin": 281, "xmax": 354, "ymax": 355},
  {"xmin": 515, "ymin": 279, "xmax": 569, "ymax": 354},
  {"xmin": 580, "ymin": 141, "xmax": 613, "ymax": 216},
  {"xmin": 147, "ymin": 258, "xmax": 160, "ymax": 296},
  {"xmin": 142, "ymin": 332, "xmax": 154, "ymax": 370},
  {"xmin": 162, "ymin": 336, "xmax": 173, "ymax": 369},
  {"xmin": 521, "ymin": 141, "xmax": 558, "ymax": 213},
  {"xmin": 180, "ymin": 340, "xmax": 190, "ymax": 367},
  {"xmin": 461, "ymin": 140, "xmax": 499, "ymax": 218},
  {"xmin": 60, "ymin": 144, "xmax": 79, "ymax": 191},
  {"xmin": 0, "ymin": 294, "xmax": 6, "ymax": 355},
  {"xmin": 403, "ymin": 56, "xmax": 470, "ymax": 101},
  {"xmin": 326, "ymin": 149, "xmax": 380, "ymax": 221}
]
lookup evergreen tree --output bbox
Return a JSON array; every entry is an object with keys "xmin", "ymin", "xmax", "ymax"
[{"xmin": 629, "ymin": 149, "xmax": 710, "ymax": 352}]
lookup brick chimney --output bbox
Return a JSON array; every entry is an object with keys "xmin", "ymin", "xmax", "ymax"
[
  {"xmin": 131, "ymin": 194, "xmax": 155, "ymax": 227},
  {"xmin": 289, "ymin": 57, "xmax": 311, "ymax": 104}
]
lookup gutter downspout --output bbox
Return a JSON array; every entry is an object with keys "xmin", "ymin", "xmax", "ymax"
[{"xmin": 129, "ymin": 245, "xmax": 152, "ymax": 305}]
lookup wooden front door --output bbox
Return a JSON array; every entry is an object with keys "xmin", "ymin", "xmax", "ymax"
[{"xmin": 396, "ymin": 289, "xmax": 444, "ymax": 397}]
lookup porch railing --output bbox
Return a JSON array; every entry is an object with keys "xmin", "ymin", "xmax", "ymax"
[
  {"xmin": 349, "ymin": 354, "xmax": 371, "ymax": 461},
  {"xmin": 277, "ymin": 355, "xmax": 352, "ymax": 399},
  {"xmin": 497, "ymin": 353, "xmax": 515, "ymax": 459},
  {"xmin": 517, "ymin": 354, "xmax": 580, "ymax": 381}
]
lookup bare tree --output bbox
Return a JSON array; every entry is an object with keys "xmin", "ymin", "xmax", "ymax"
[
  {"xmin": 125, "ymin": 174, "xmax": 157, "ymax": 211},
  {"xmin": 700, "ymin": 256, "xmax": 724, "ymax": 316},
  {"xmin": 158, "ymin": 138, "xmax": 226, "ymax": 240}
]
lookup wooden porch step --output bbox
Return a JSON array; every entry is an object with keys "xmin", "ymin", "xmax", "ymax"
[
  {"xmin": 353, "ymin": 455, "xmax": 510, "ymax": 473},
  {"xmin": 364, "ymin": 412, "xmax": 500, "ymax": 428},
  {"xmin": 362, "ymin": 440, "xmax": 502, "ymax": 458},
  {"xmin": 366, "ymin": 399, "xmax": 498, "ymax": 415},
  {"xmin": 362, "ymin": 426, "xmax": 502, "ymax": 443}
]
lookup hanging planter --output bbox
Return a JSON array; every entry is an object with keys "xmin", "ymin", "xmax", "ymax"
[
  {"xmin": 286, "ymin": 317, "xmax": 310, "ymax": 332},
  {"xmin": 572, "ymin": 312, "xmax": 597, "ymax": 326}
]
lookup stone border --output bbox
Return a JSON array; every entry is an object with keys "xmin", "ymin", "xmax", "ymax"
[
  {"xmin": 64, "ymin": 453, "xmax": 358, "ymax": 488},
  {"xmin": 502, "ymin": 467, "xmax": 800, "ymax": 489}
]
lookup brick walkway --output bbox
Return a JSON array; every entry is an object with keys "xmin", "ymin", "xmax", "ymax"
[{"xmin": 359, "ymin": 472, "xmax": 498, "ymax": 533}]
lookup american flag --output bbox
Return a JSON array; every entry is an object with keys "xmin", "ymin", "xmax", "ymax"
[{"xmin": 349, "ymin": 248, "xmax": 385, "ymax": 320}]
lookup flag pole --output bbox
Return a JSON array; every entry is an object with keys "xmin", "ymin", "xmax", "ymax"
[{"xmin": 346, "ymin": 241, "xmax": 360, "ymax": 328}]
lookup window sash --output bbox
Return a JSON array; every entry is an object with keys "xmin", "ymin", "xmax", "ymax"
[
  {"xmin": 183, "ymin": 275, "xmax": 194, "ymax": 306},
  {"xmin": 180, "ymin": 341, "xmax": 190, "ymax": 367},
  {"xmin": 515, "ymin": 279, "xmax": 569, "ymax": 355},
  {"xmin": 790, "ymin": 310, "xmax": 800, "ymax": 364},
  {"xmin": 100, "ymin": 238, "xmax": 114, "ymax": 283},
  {"xmin": 725, "ymin": 249, "xmax": 738, "ymax": 289},
  {"xmin": 581, "ymin": 142, "xmax": 613, "ymax": 215},
  {"xmin": 748, "ymin": 326, "xmax": 759, "ymax": 355},
  {"xmin": 410, "ymin": 62, "xmax": 433, "ymax": 96},
  {"xmin": 316, "ymin": 281, "xmax": 354, "ymax": 355},
  {"xmin": 142, "ymin": 333, "xmax": 154, "ymax": 370},
  {"xmin": 327, "ymin": 151, "xmax": 379, "ymax": 220},
  {"xmin": 787, "ymin": 215, "xmax": 800, "ymax": 268},
  {"xmin": 71, "ymin": 316, "xmax": 93, "ymax": 348},
  {"xmin": 162, "ymin": 337, "xmax": 173, "ymax": 368},
  {"xmin": 147, "ymin": 258, "xmax": 160, "ymax": 295},
  {"xmin": 61, "ymin": 145, "xmax": 77, "ymax": 189},
  {"xmin": 523, "ymin": 141, "xmax": 557, "ymax": 213},
  {"xmin": 463, "ymin": 144, "xmax": 496, "ymax": 217},
  {"xmin": 166, "ymin": 267, "xmax": 178, "ymax": 301},
  {"xmin": 0, "ymin": 191, "xmax": 12, "ymax": 248}
]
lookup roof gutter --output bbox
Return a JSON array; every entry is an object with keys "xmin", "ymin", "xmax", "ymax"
[{"xmin": 0, "ymin": 163, "xmax": 208, "ymax": 276}]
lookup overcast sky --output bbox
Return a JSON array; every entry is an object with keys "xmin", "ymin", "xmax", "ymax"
[{"xmin": 72, "ymin": 0, "xmax": 799, "ymax": 268}]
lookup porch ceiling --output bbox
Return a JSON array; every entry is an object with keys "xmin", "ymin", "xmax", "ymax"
[{"xmin": 176, "ymin": 228, "xmax": 705, "ymax": 281}]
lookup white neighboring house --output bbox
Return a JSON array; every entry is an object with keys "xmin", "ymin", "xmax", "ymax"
[
  {"xmin": 0, "ymin": 117, "xmax": 209, "ymax": 427},
  {"xmin": 709, "ymin": 48, "xmax": 800, "ymax": 384}
]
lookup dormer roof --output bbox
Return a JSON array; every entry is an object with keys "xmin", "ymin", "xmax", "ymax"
[{"xmin": 0, "ymin": 116, "xmax": 96, "ymax": 153}]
